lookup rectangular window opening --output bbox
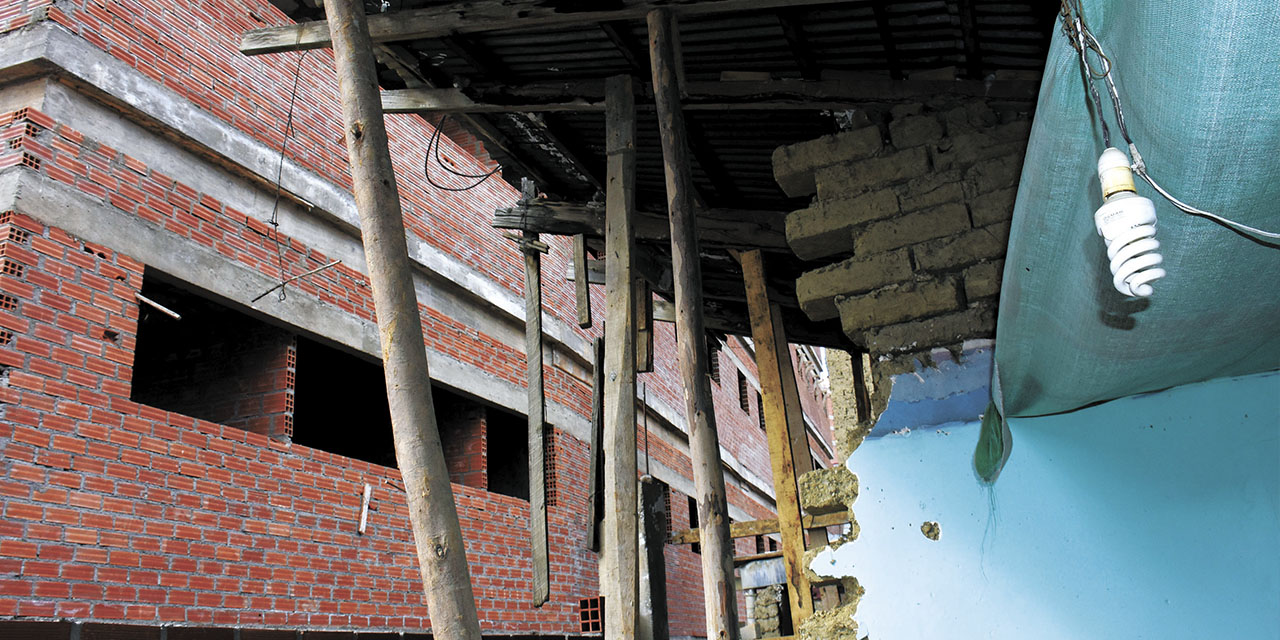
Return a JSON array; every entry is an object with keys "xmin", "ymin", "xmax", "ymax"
[
  {"xmin": 737, "ymin": 370, "xmax": 749, "ymax": 412},
  {"xmin": 133, "ymin": 271, "xmax": 530, "ymax": 500},
  {"xmin": 757, "ymin": 391, "xmax": 766, "ymax": 430},
  {"xmin": 707, "ymin": 337, "xmax": 721, "ymax": 384}
]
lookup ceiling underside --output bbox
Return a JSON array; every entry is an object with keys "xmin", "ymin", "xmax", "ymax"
[{"xmin": 260, "ymin": 0, "xmax": 1058, "ymax": 347}]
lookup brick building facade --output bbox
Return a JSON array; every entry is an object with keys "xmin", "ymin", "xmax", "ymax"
[{"xmin": 0, "ymin": 0, "xmax": 834, "ymax": 637}]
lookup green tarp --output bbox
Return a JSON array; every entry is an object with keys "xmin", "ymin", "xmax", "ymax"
[{"xmin": 994, "ymin": 1, "xmax": 1280, "ymax": 418}]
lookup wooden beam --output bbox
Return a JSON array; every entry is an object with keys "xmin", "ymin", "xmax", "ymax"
[
  {"xmin": 669, "ymin": 511, "xmax": 852, "ymax": 545},
  {"xmin": 956, "ymin": 0, "xmax": 984, "ymax": 80},
  {"xmin": 648, "ymin": 10, "xmax": 739, "ymax": 640},
  {"xmin": 635, "ymin": 277, "xmax": 654, "ymax": 373},
  {"xmin": 776, "ymin": 10, "xmax": 820, "ymax": 80},
  {"xmin": 600, "ymin": 20, "xmax": 650, "ymax": 76},
  {"xmin": 493, "ymin": 200, "xmax": 788, "ymax": 252},
  {"xmin": 373, "ymin": 44, "xmax": 560, "ymax": 193},
  {"xmin": 322, "ymin": 1, "xmax": 481, "ymax": 638},
  {"xmin": 382, "ymin": 76, "xmax": 1037, "ymax": 113},
  {"xmin": 522, "ymin": 232, "xmax": 550, "ymax": 607},
  {"xmin": 741, "ymin": 249, "xmax": 812, "ymax": 630},
  {"xmin": 871, "ymin": 2, "xmax": 904, "ymax": 80},
  {"xmin": 573, "ymin": 234, "xmax": 591, "ymax": 328},
  {"xmin": 242, "ymin": 0, "xmax": 858, "ymax": 55},
  {"xmin": 586, "ymin": 337, "xmax": 606, "ymax": 551},
  {"xmin": 601, "ymin": 74, "xmax": 639, "ymax": 640},
  {"xmin": 640, "ymin": 477, "xmax": 671, "ymax": 640}
]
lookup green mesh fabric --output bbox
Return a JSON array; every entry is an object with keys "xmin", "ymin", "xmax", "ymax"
[
  {"xmin": 994, "ymin": 1, "xmax": 1280, "ymax": 419},
  {"xmin": 973, "ymin": 400, "xmax": 1008, "ymax": 484}
]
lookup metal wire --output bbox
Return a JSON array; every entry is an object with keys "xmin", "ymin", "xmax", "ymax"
[
  {"xmin": 1061, "ymin": 0, "xmax": 1280, "ymax": 242},
  {"xmin": 423, "ymin": 114, "xmax": 502, "ymax": 192}
]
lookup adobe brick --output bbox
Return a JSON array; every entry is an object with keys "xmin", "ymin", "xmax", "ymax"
[
  {"xmin": 785, "ymin": 188, "xmax": 899, "ymax": 261},
  {"xmin": 836, "ymin": 277, "xmax": 965, "ymax": 334},
  {"xmin": 855, "ymin": 202, "xmax": 971, "ymax": 255},
  {"xmin": 889, "ymin": 114, "xmax": 944, "ymax": 149},
  {"xmin": 898, "ymin": 178, "xmax": 964, "ymax": 213},
  {"xmin": 963, "ymin": 152, "xmax": 1024, "ymax": 197},
  {"xmin": 963, "ymin": 260, "xmax": 1005, "ymax": 300},
  {"xmin": 771, "ymin": 123, "xmax": 882, "ymax": 197},
  {"xmin": 795, "ymin": 250, "xmax": 913, "ymax": 321},
  {"xmin": 911, "ymin": 222, "xmax": 1011, "ymax": 271},
  {"xmin": 862, "ymin": 303, "xmax": 997, "ymax": 354},
  {"xmin": 816, "ymin": 147, "xmax": 930, "ymax": 202}
]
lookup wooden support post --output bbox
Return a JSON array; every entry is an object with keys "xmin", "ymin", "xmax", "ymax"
[
  {"xmin": 636, "ymin": 277, "xmax": 654, "ymax": 373},
  {"xmin": 639, "ymin": 477, "xmax": 671, "ymax": 640},
  {"xmin": 322, "ymin": 1, "xmax": 481, "ymax": 638},
  {"xmin": 602, "ymin": 74, "xmax": 639, "ymax": 640},
  {"xmin": 647, "ymin": 10, "xmax": 739, "ymax": 640},
  {"xmin": 523, "ymin": 231, "xmax": 550, "ymax": 607},
  {"xmin": 573, "ymin": 234, "xmax": 592, "ymax": 328},
  {"xmin": 741, "ymin": 249, "xmax": 812, "ymax": 631},
  {"xmin": 586, "ymin": 337, "xmax": 606, "ymax": 551}
]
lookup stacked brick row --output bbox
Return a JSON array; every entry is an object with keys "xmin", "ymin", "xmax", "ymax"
[{"xmin": 774, "ymin": 98, "xmax": 1032, "ymax": 358}]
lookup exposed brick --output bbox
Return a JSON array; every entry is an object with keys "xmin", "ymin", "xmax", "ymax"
[
  {"xmin": 771, "ymin": 124, "xmax": 882, "ymax": 197},
  {"xmin": 970, "ymin": 186, "xmax": 1017, "ymax": 226},
  {"xmin": 795, "ymin": 250, "xmax": 913, "ymax": 321},
  {"xmin": 889, "ymin": 115, "xmax": 944, "ymax": 149},
  {"xmin": 855, "ymin": 203, "xmax": 970, "ymax": 256},
  {"xmin": 836, "ymin": 277, "xmax": 964, "ymax": 334},
  {"xmin": 911, "ymin": 222, "xmax": 1011, "ymax": 271},
  {"xmin": 897, "ymin": 177, "xmax": 963, "ymax": 213},
  {"xmin": 816, "ymin": 147, "xmax": 930, "ymax": 202},
  {"xmin": 862, "ymin": 303, "xmax": 997, "ymax": 354},
  {"xmin": 963, "ymin": 260, "xmax": 1005, "ymax": 301},
  {"xmin": 785, "ymin": 189, "xmax": 898, "ymax": 261},
  {"xmin": 963, "ymin": 152, "xmax": 1024, "ymax": 197}
]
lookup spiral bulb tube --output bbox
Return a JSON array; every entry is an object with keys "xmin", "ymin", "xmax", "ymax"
[{"xmin": 1094, "ymin": 148, "xmax": 1166, "ymax": 297}]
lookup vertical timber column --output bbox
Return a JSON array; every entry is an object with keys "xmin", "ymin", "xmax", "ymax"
[
  {"xmin": 602, "ymin": 73, "xmax": 639, "ymax": 640},
  {"xmin": 647, "ymin": 9, "xmax": 740, "ymax": 640},
  {"xmin": 322, "ymin": 1, "xmax": 481, "ymax": 638},
  {"xmin": 524, "ymin": 231, "xmax": 550, "ymax": 606},
  {"xmin": 741, "ymin": 250, "xmax": 813, "ymax": 630}
]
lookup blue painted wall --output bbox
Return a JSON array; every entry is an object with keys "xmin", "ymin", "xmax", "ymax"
[{"xmin": 813, "ymin": 371, "xmax": 1280, "ymax": 639}]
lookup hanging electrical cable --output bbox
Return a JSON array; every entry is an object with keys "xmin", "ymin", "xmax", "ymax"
[
  {"xmin": 1062, "ymin": 0, "xmax": 1280, "ymax": 247},
  {"xmin": 423, "ymin": 114, "xmax": 502, "ymax": 192},
  {"xmin": 1061, "ymin": 0, "xmax": 1278, "ymax": 298}
]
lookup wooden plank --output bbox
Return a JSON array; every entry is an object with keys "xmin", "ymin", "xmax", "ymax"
[
  {"xmin": 956, "ymin": 0, "xmax": 983, "ymax": 79},
  {"xmin": 381, "ymin": 78, "xmax": 1037, "ymax": 113},
  {"xmin": 871, "ymin": 1, "xmax": 903, "ymax": 80},
  {"xmin": 573, "ymin": 234, "xmax": 591, "ymax": 328},
  {"xmin": 586, "ymin": 337, "xmax": 606, "ymax": 551},
  {"xmin": 669, "ymin": 511, "xmax": 852, "ymax": 545},
  {"xmin": 635, "ymin": 277, "xmax": 654, "ymax": 373},
  {"xmin": 241, "ymin": 0, "xmax": 857, "ymax": 55},
  {"xmin": 640, "ymin": 477, "xmax": 671, "ymax": 640},
  {"xmin": 322, "ymin": 1, "xmax": 481, "ymax": 638},
  {"xmin": 601, "ymin": 73, "xmax": 639, "ymax": 640},
  {"xmin": 493, "ymin": 199, "xmax": 788, "ymax": 252},
  {"xmin": 647, "ymin": 10, "xmax": 739, "ymax": 640},
  {"xmin": 741, "ymin": 249, "xmax": 812, "ymax": 630},
  {"xmin": 522, "ymin": 231, "xmax": 550, "ymax": 607}
]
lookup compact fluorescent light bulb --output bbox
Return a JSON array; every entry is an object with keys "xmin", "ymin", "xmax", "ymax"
[{"xmin": 1093, "ymin": 147, "xmax": 1166, "ymax": 297}]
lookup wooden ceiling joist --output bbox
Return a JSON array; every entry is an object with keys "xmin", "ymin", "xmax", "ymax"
[
  {"xmin": 240, "ymin": 0, "xmax": 859, "ymax": 56},
  {"xmin": 493, "ymin": 198, "xmax": 788, "ymax": 252},
  {"xmin": 382, "ymin": 77, "xmax": 1038, "ymax": 114}
]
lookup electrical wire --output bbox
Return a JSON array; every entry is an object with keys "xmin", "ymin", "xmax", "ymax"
[
  {"xmin": 1062, "ymin": 0, "xmax": 1280, "ymax": 242},
  {"xmin": 423, "ymin": 114, "xmax": 502, "ymax": 192},
  {"xmin": 265, "ymin": 50, "xmax": 309, "ymax": 301}
]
